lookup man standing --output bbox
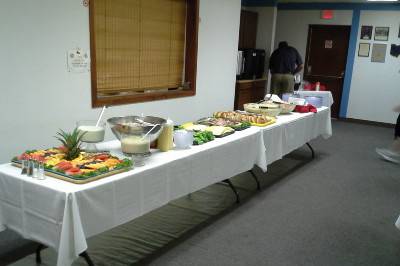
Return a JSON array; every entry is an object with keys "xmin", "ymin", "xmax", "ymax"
[{"xmin": 269, "ymin": 41, "xmax": 304, "ymax": 96}]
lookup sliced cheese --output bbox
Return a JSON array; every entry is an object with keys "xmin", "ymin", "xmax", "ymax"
[
  {"xmin": 205, "ymin": 126, "xmax": 234, "ymax": 136},
  {"xmin": 182, "ymin": 123, "xmax": 208, "ymax": 132}
]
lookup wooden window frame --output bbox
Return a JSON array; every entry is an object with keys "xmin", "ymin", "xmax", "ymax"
[{"xmin": 89, "ymin": 0, "xmax": 199, "ymax": 108}]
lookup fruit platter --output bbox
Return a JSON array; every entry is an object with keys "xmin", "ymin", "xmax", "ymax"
[{"xmin": 11, "ymin": 128, "xmax": 132, "ymax": 184}]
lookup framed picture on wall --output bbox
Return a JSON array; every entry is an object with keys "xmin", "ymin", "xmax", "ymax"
[
  {"xmin": 398, "ymin": 24, "xmax": 400, "ymax": 38},
  {"xmin": 371, "ymin": 43, "xmax": 387, "ymax": 63},
  {"xmin": 374, "ymin": 27, "xmax": 389, "ymax": 41},
  {"xmin": 360, "ymin": 25, "xmax": 373, "ymax": 40},
  {"xmin": 358, "ymin": 43, "xmax": 370, "ymax": 57}
]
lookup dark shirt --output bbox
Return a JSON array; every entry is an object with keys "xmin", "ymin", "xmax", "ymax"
[{"xmin": 269, "ymin": 46, "xmax": 303, "ymax": 74}]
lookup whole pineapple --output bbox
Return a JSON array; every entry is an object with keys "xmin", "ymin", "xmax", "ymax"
[{"xmin": 55, "ymin": 128, "xmax": 85, "ymax": 160}]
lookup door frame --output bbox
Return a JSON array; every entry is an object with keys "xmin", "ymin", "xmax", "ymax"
[
  {"xmin": 304, "ymin": 24, "xmax": 351, "ymax": 78},
  {"xmin": 303, "ymin": 24, "xmax": 351, "ymax": 118}
]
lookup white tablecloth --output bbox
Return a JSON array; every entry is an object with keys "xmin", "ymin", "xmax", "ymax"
[
  {"xmin": 262, "ymin": 107, "xmax": 332, "ymax": 165},
  {"xmin": 295, "ymin": 91, "xmax": 334, "ymax": 108},
  {"xmin": 395, "ymin": 216, "xmax": 400, "ymax": 230},
  {"xmin": 0, "ymin": 127, "xmax": 266, "ymax": 266},
  {"xmin": 0, "ymin": 108, "xmax": 332, "ymax": 266}
]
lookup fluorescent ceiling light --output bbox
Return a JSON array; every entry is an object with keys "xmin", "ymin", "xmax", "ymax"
[{"xmin": 367, "ymin": 0, "xmax": 398, "ymax": 2}]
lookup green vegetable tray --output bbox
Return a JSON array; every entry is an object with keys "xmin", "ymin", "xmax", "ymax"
[
  {"xmin": 229, "ymin": 122, "xmax": 251, "ymax": 131},
  {"xmin": 193, "ymin": 131, "xmax": 215, "ymax": 145}
]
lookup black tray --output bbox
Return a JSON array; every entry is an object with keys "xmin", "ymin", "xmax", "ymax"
[{"xmin": 213, "ymin": 130, "xmax": 235, "ymax": 138}]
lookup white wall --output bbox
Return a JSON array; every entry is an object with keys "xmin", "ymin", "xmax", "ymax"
[
  {"xmin": 275, "ymin": 10, "xmax": 353, "ymax": 72},
  {"xmin": 347, "ymin": 11, "xmax": 400, "ymax": 124},
  {"xmin": 274, "ymin": 9, "xmax": 400, "ymax": 124},
  {"xmin": 0, "ymin": 0, "xmax": 241, "ymax": 163},
  {"xmin": 245, "ymin": 6, "xmax": 277, "ymax": 57},
  {"xmin": 245, "ymin": 6, "xmax": 277, "ymax": 92}
]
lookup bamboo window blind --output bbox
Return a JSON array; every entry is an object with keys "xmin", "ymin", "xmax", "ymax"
[{"xmin": 93, "ymin": 0, "xmax": 187, "ymax": 95}]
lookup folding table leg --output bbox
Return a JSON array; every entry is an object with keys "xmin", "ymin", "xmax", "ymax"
[
  {"xmin": 223, "ymin": 179, "xmax": 240, "ymax": 203},
  {"xmin": 36, "ymin": 243, "xmax": 45, "ymax": 264},
  {"xmin": 80, "ymin": 251, "xmax": 95, "ymax": 266},
  {"xmin": 248, "ymin": 170, "xmax": 261, "ymax": 190},
  {"xmin": 306, "ymin": 142, "xmax": 315, "ymax": 159},
  {"xmin": 35, "ymin": 243, "xmax": 95, "ymax": 266}
]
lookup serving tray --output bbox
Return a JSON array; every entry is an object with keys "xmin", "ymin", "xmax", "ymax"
[
  {"xmin": 196, "ymin": 118, "xmax": 251, "ymax": 132},
  {"xmin": 230, "ymin": 124, "xmax": 251, "ymax": 131},
  {"xmin": 12, "ymin": 160, "xmax": 132, "ymax": 184},
  {"xmin": 213, "ymin": 130, "xmax": 235, "ymax": 138},
  {"xmin": 250, "ymin": 118, "xmax": 276, "ymax": 127}
]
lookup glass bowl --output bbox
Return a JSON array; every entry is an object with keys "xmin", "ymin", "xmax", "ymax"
[
  {"xmin": 107, "ymin": 116, "xmax": 166, "ymax": 143},
  {"xmin": 77, "ymin": 120, "xmax": 106, "ymax": 152}
]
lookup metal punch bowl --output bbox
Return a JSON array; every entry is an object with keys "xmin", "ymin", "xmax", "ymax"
[{"xmin": 107, "ymin": 116, "xmax": 166, "ymax": 142}]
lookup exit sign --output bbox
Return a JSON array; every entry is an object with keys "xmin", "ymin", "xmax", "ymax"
[{"xmin": 321, "ymin": 10, "xmax": 334, "ymax": 20}]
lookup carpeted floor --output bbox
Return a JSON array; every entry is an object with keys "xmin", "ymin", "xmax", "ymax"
[
  {"xmin": 148, "ymin": 120, "xmax": 400, "ymax": 266},
  {"xmin": 4, "ymin": 120, "xmax": 400, "ymax": 266}
]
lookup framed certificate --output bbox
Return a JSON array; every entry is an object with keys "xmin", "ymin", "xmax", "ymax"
[
  {"xmin": 358, "ymin": 43, "xmax": 370, "ymax": 57},
  {"xmin": 371, "ymin": 43, "xmax": 387, "ymax": 63},
  {"xmin": 360, "ymin": 26, "xmax": 373, "ymax": 40},
  {"xmin": 374, "ymin": 27, "xmax": 389, "ymax": 41}
]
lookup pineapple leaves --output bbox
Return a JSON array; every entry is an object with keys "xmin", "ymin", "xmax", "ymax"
[{"xmin": 54, "ymin": 128, "xmax": 86, "ymax": 160}]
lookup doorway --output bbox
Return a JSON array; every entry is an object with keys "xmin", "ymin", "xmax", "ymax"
[{"xmin": 304, "ymin": 25, "xmax": 351, "ymax": 118}]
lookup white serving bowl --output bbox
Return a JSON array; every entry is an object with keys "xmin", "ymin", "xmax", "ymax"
[
  {"xmin": 258, "ymin": 102, "xmax": 282, "ymax": 117},
  {"xmin": 279, "ymin": 103, "xmax": 296, "ymax": 114},
  {"xmin": 243, "ymin": 103, "xmax": 261, "ymax": 114}
]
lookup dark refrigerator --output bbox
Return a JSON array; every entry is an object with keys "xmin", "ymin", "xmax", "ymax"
[{"xmin": 237, "ymin": 49, "xmax": 265, "ymax": 80}]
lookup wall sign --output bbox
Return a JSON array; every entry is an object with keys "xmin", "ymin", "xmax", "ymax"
[
  {"xmin": 325, "ymin": 40, "xmax": 333, "ymax": 49},
  {"xmin": 67, "ymin": 49, "xmax": 90, "ymax": 73},
  {"xmin": 321, "ymin": 10, "xmax": 334, "ymax": 20}
]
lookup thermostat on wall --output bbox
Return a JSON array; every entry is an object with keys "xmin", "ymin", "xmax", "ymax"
[{"xmin": 67, "ymin": 48, "xmax": 90, "ymax": 73}]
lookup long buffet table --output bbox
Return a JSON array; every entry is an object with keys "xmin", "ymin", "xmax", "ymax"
[{"xmin": 0, "ymin": 107, "xmax": 331, "ymax": 266}]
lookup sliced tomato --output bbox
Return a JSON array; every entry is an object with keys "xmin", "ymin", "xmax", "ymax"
[
  {"xmin": 30, "ymin": 154, "xmax": 45, "ymax": 162},
  {"xmin": 56, "ymin": 161, "xmax": 73, "ymax": 171},
  {"xmin": 65, "ymin": 167, "xmax": 81, "ymax": 175},
  {"xmin": 95, "ymin": 154, "xmax": 109, "ymax": 161},
  {"xmin": 67, "ymin": 167, "xmax": 80, "ymax": 172},
  {"xmin": 56, "ymin": 161, "xmax": 70, "ymax": 167},
  {"xmin": 18, "ymin": 153, "xmax": 31, "ymax": 160}
]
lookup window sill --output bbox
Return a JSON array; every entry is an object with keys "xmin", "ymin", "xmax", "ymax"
[{"xmin": 92, "ymin": 89, "xmax": 196, "ymax": 108}]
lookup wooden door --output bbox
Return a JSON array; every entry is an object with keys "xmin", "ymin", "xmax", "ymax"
[
  {"xmin": 304, "ymin": 25, "xmax": 350, "ymax": 118},
  {"xmin": 238, "ymin": 10, "xmax": 258, "ymax": 49}
]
